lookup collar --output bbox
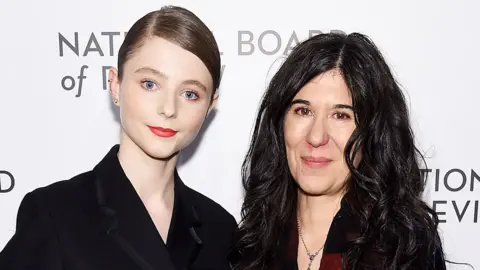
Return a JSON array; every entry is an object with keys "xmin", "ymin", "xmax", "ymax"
[{"xmin": 93, "ymin": 145, "xmax": 203, "ymax": 270}]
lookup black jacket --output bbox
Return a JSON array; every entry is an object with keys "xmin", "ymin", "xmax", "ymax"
[{"xmin": 0, "ymin": 145, "xmax": 237, "ymax": 270}]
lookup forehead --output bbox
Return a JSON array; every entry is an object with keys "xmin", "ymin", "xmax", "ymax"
[
  {"xmin": 295, "ymin": 70, "xmax": 351, "ymax": 104},
  {"xmin": 123, "ymin": 36, "xmax": 213, "ymax": 88}
]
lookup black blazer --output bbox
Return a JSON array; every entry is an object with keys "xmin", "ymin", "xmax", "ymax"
[{"xmin": 0, "ymin": 145, "xmax": 237, "ymax": 270}]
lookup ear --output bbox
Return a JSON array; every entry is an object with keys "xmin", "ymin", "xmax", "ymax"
[
  {"xmin": 108, "ymin": 67, "xmax": 120, "ymax": 107},
  {"xmin": 207, "ymin": 92, "xmax": 219, "ymax": 116}
]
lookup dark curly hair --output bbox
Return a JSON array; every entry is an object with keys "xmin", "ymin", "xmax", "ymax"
[{"xmin": 232, "ymin": 32, "xmax": 446, "ymax": 269}]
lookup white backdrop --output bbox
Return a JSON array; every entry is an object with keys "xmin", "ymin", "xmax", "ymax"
[{"xmin": 0, "ymin": 0, "xmax": 478, "ymax": 269}]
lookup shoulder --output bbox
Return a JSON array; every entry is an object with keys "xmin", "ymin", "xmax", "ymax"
[
  {"xmin": 410, "ymin": 224, "xmax": 446, "ymax": 269},
  {"xmin": 181, "ymin": 184, "xmax": 237, "ymax": 229},
  {"xmin": 27, "ymin": 170, "xmax": 96, "ymax": 199},
  {"xmin": 1, "ymin": 172, "xmax": 96, "ymax": 267},
  {"xmin": 20, "ymin": 170, "xmax": 97, "ymax": 215}
]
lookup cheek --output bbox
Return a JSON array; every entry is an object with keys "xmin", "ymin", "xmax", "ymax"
[
  {"xmin": 179, "ymin": 101, "xmax": 209, "ymax": 132},
  {"xmin": 284, "ymin": 117, "xmax": 308, "ymax": 151},
  {"xmin": 331, "ymin": 124, "xmax": 355, "ymax": 151},
  {"xmin": 121, "ymin": 86, "xmax": 153, "ymax": 119}
]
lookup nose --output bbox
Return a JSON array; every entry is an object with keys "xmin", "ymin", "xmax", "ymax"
[
  {"xmin": 157, "ymin": 90, "xmax": 177, "ymax": 118},
  {"xmin": 306, "ymin": 116, "xmax": 329, "ymax": 148}
]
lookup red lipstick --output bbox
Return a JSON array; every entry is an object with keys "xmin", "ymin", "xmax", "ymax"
[
  {"xmin": 302, "ymin": 156, "xmax": 332, "ymax": 168},
  {"xmin": 147, "ymin": 125, "xmax": 177, "ymax": 137}
]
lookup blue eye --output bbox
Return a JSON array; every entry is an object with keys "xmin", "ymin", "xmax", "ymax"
[
  {"xmin": 183, "ymin": 90, "xmax": 199, "ymax": 100},
  {"xmin": 141, "ymin": 80, "xmax": 157, "ymax": 91}
]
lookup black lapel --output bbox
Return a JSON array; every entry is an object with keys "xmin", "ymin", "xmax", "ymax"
[
  {"xmin": 93, "ymin": 145, "xmax": 176, "ymax": 270},
  {"xmin": 166, "ymin": 169, "xmax": 203, "ymax": 270}
]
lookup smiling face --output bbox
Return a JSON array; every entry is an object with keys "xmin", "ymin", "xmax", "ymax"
[
  {"xmin": 109, "ymin": 36, "xmax": 217, "ymax": 160},
  {"xmin": 283, "ymin": 69, "xmax": 357, "ymax": 196}
]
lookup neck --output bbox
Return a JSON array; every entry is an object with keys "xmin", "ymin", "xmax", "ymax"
[
  {"xmin": 297, "ymin": 191, "xmax": 344, "ymax": 239},
  {"xmin": 117, "ymin": 132, "xmax": 177, "ymax": 204}
]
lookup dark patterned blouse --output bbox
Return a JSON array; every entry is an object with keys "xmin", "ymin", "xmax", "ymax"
[{"xmin": 274, "ymin": 201, "xmax": 447, "ymax": 270}]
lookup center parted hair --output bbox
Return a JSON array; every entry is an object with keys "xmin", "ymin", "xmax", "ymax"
[
  {"xmin": 233, "ymin": 32, "xmax": 443, "ymax": 269},
  {"xmin": 117, "ymin": 5, "xmax": 221, "ymax": 93}
]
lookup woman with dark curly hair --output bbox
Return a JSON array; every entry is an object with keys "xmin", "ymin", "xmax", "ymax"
[{"xmin": 232, "ymin": 32, "xmax": 447, "ymax": 270}]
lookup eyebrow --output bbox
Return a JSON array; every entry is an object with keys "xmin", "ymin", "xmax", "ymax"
[
  {"xmin": 334, "ymin": 104, "xmax": 354, "ymax": 110},
  {"xmin": 135, "ymin": 67, "xmax": 168, "ymax": 78},
  {"xmin": 134, "ymin": 66, "xmax": 208, "ymax": 92},
  {"xmin": 291, "ymin": 99, "xmax": 310, "ymax": 106},
  {"xmin": 290, "ymin": 99, "xmax": 354, "ymax": 110},
  {"xmin": 182, "ymin": 79, "xmax": 208, "ymax": 93}
]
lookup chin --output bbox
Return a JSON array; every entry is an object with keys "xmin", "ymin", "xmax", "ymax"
[
  {"xmin": 297, "ymin": 184, "xmax": 330, "ymax": 196},
  {"xmin": 295, "ymin": 176, "xmax": 336, "ymax": 196},
  {"xmin": 140, "ymin": 142, "xmax": 180, "ymax": 160}
]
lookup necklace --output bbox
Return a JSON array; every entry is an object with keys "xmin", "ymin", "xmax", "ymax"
[{"xmin": 297, "ymin": 218, "xmax": 325, "ymax": 270}]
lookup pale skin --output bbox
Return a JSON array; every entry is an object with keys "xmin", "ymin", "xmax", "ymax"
[
  {"xmin": 283, "ymin": 69, "xmax": 358, "ymax": 269},
  {"xmin": 107, "ymin": 36, "xmax": 218, "ymax": 241}
]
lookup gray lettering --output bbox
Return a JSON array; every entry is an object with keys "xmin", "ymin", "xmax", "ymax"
[
  {"xmin": 76, "ymin": 65, "xmax": 88, "ymax": 98},
  {"xmin": 59, "ymin": 32, "xmax": 79, "ymax": 56},
  {"xmin": 453, "ymin": 200, "xmax": 470, "ymax": 222},
  {"xmin": 432, "ymin": 200, "xmax": 447, "ymax": 223},
  {"xmin": 444, "ymin": 168, "xmax": 466, "ymax": 192},
  {"xmin": 61, "ymin": 76, "xmax": 75, "ymax": 91},
  {"xmin": 238, "ymin": 31, "xmax": 254, "ymax": 55},
  {"xmin": 101, "ymin": 32, "xmax": 120, "ymax": 56},
  {"xmin": 475, "ymin": 200, "xmax": 479, "ymax": 223},
  {"xmin": 435, "ymin": 169, "xmax": 440, "ymax": 191},
  {"xmin": 259, "ymin": 30, "xmax": 281, "ymax": 55},
  {"xmin": 471, "ymin": 169, "xmax": 480, "ymax": 191},
  {"xmin": 83, "ymin": 33, "xmax": 104, "ymax": 56},
  {"xmin": 420, "ymin": 168, "xmax": 432, "ymax": 184},
  {"xmin": 102, "ymin": 66, "xmax": 113, "ymax": 90},
  {"xmin": 283, "ymin": 31, "xmax": 300, "ymax": 55},
  {"xmin": 0, "ymin": 170, "xmax": 15, "ymax": 193}
]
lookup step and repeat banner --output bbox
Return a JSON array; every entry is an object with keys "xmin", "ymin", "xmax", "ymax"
[{"xmin": 0, "ymin": 0, "xmax": 478, "ymax": 268}]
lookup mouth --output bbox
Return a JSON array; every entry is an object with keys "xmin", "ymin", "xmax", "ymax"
[
  {"xmin": 301, "ymin": 156, "xmax": 333, "ymax": 168},
  {"xmin": 147, "ymin": 125, "xmax": 177, "ymax": 138}
]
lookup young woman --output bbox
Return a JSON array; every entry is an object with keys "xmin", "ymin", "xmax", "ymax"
[
  {"xmin": 0, "ymin": 6, "xmax": 236, "ymax": 270},
  {"xmin": 232, "ymin": 32, "xmax": 447, "ymax": 269}
]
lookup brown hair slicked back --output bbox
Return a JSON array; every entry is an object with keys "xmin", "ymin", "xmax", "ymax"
[{"xmin": 117, "ymin": 5, "xmax": 221, "ymax": 91}]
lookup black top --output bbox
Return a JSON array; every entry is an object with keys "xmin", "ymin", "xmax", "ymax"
[
  {"xmin": 275, "ymin": 200, "xmax": 447, "ymax": 270},
  {"xmin": 0, "ymin": 145, "xmax": 237, "ymax": 270}
]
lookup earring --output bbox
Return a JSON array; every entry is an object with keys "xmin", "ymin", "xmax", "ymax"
[{"xmin": 113, "ymin": 98, "xmax": 118, "ymax": 104}]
